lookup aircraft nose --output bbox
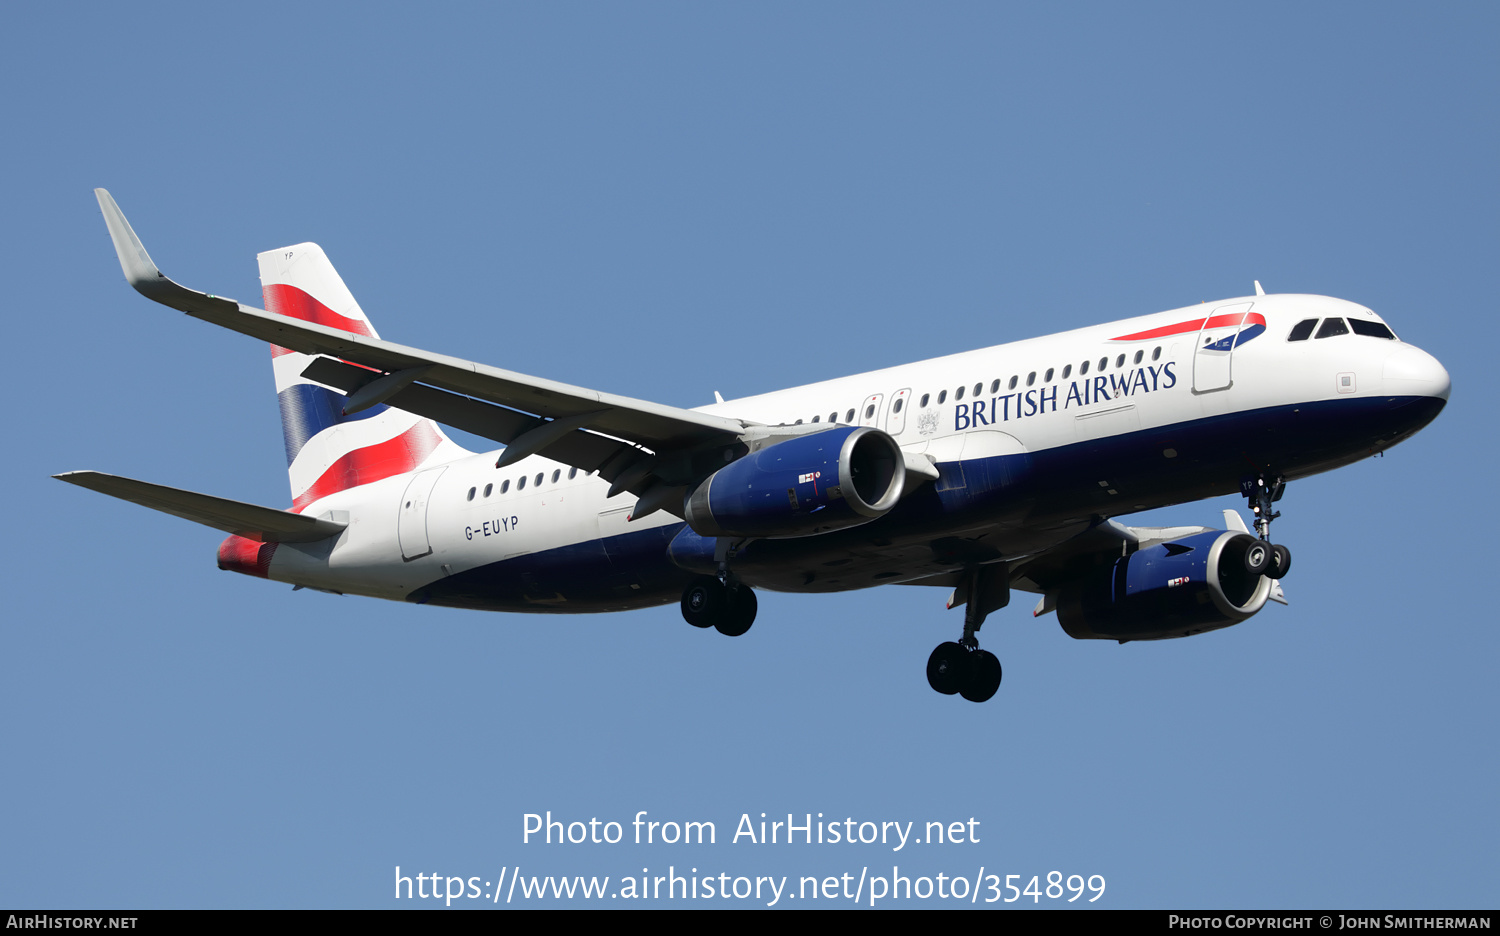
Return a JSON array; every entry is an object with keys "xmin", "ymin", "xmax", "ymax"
[{"xmin": 1383, "ymin": 346, "xmax": 1451, "ymax": 401}]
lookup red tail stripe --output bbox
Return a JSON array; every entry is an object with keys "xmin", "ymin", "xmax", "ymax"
[
  {"xmin": 1111, "ymin": 311, "xmax": 1266, "ymax": 342},
  {"xmin": 218, "ymin": 536, "xmax": 279, "ymax": 578},
  {"xmin": 292, "ymin": 421, "xmax": 442, "ymax": 512},
  {"xmin": 263, "ymin": 283, "xmax": 374, "ymax": 357}
]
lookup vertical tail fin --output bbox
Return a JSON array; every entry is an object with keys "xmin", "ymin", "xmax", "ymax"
[{"xmin": 260, "ymin": 244, "xmax": 469, "ymax": 512}]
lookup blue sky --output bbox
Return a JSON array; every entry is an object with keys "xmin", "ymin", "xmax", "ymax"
[{"xmin": 3, "ymin": 3, "xmax": 1494, "ymax": 909}]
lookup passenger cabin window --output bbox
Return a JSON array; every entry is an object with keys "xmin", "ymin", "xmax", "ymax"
[
  {"xmin": 893, "ymin": 398, "xmax": 903, "ymax": 413},
  {"xmin": 955, "ymin": 385, "xmax": 965, "ymax": 401},
  {"xmin": 1287, "ymin": 319, "xmax": 1318, "ymax": 341},
  {"xmin": 1115, "ymin": 354, "xmax": 1125, "ymax": 368},
  {"xmin": 937, "ymin": 391, "xmax": 947, "ymax": 405},
  {"xmin": 1044, "ymin": 368, "xmax": 1054, "ymax": 382},
  {"xmin": 1026, "ymin": 372, "xmax": 1036, "ymax": 386},
  {"xmin": 1152, "ymin": 346, "xmax": 1161, "ymax": 361},
  {"xmin": 1133, "ymin": 350, "xmax": 1143, "ymax": 365},
  {"xmin": 484, "ymin": 483, "xmax": 493, "ymax": 497},
  {"xmin": 972, "ymin": 383, "xmax": 982, "ymax": 397},
  {"xmin": 989, "ymin": 379, "xmax": 1000, "ymax": 394},
  {"xmin": 568, "ymin": 468, "xmax": 578, "ymax": 479},
  {"xmin": 1349, "ymin": 319, "xmax": 1397, "ymax": 340},
  {"xmin": 535, "ymin": 472, "xmax": 544, "ymax": 486},
  {"xmin": 552, "ymin": 469, "xmax": 561, "ymax": 483},
  {"xmin": 1315, "ymin": 318, "xmax": 1350, "ymax": 339},
  {"xmin": 501, "ymin": 480, "xmax": 510, "ymax": 494},
  {"xmin": 1008, "ymin": 376, "xmax": 1018, "ymax": 390},
  {"xmin": 1080, "ymin": 360, "xmax": 1090, "ymax": 375},
  {"xmin": 920, "ymin": 394, "xmax": 930, "ymax": 407},
  {"xmin": 1098, "ymin": 357, "xmax": 1107, "ymax": 371},
  {"xmin": 466, "ymin": 487, "xmax": 475, "ymax": 501},
  {"xmin": 845, "ymin": 409, "xmax": 855, "ymax": 422},
  {"xmin": 517, "ymin": 476, "xmax": 526, "ymax": 490},
  {"xmin": 811, "ymin": 415, "xmax": 820, "ymax": 423},
  {"xmin": 1062, "ymin": 364, "xmax": 1071, "ymax": 379}
]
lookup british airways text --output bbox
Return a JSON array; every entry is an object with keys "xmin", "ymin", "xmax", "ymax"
[{"xmin": 953, "ymin": 362, "xmax": 1177, "ymax": 430}]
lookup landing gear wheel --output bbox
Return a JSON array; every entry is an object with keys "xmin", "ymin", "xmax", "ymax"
[
  {"xmin": 680, "ymin": 576, "xmax": 724, "ymax": 629},
  {"xmin": 1244, "ymin": 540, "xmax": 1272, "ymax": 576},
  {"xmin": 715, "ymin": 586, "xmax": 757, "ymax": 637},
  {"xmin": 926, "ymin": 642, "xmax": 969, "ymax": 695},
  {"xmin": 681, "ymin": 576, "xmax": 757, "ymax": 635},
  {"xmin": 960, "ymin": 650, "xmax": 1002, "ymax": 703},
  {"xmin": 1267, "ymin": 543, "xmax": 1292, "ymax": 580}
]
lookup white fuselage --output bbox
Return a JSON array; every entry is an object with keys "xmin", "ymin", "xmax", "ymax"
[{"xmin": 263, "ymin": 293, "xmax": 1449, "ymax": 610}]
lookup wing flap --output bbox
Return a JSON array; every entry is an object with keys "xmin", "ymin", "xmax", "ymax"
[
  {"xmin": 299, "ymin": 357, "xmax": 641, "ymax": 478},
  {"xmin": 54, "ymin": 471, "xmax": 346, "ymax": 543}
]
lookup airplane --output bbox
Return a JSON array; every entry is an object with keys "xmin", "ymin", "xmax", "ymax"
[{"xmin": 58, "ymin": 189, "xmax": 1451, "ymax": 703}]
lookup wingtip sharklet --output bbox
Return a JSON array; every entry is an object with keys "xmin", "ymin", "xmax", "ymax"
[
  {"xmin": 93, "ymin": 187, "xmax": 240, "ymax": 315},
  {"xmin": 94, "ymin": 188, "xmax": 163, "ymax": 290}
]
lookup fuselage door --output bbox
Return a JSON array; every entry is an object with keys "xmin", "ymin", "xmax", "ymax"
[
  {"xmin": 886, "ymin": 388, "xmax": 912, "ymax": 436},
  {"xmin": 398, "ymin": 466, "xmax": 447, "ymax": 561},
  {"xmin": 859, "ymin": 393, "xmax": 885, "ymax": 428},
  {"xmin": 1192, "ymin": 302, "xmax": 1255, "ymax": 394}
]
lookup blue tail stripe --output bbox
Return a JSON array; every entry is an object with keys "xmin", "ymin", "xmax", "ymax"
[{"xmin": 277, "ymin": 383, "xmax": 389, "ymax": 466}]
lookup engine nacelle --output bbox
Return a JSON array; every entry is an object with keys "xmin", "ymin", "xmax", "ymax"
[
  {"xmin": 683, "ymin": 425, "xmax": 904, "ymax": 538},
  {"xmin": 1057, "ymin": 530, "xmax": 1273, "ymax": 641}
]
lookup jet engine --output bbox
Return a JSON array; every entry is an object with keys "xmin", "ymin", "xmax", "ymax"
[
  {"xmin": 683, "ymin": 425, "xmax": 904, "ymax": 538},
  {"xmin": 1057, "ymin": 530, "xmax": 1273, "ymax": 641}
]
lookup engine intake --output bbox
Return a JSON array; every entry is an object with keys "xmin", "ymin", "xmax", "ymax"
[
  {"xmin": 683, "ymin": 425, "xmax": 904, "ymax": 538},
  {"xmin": 1057, "ymin": 530, "xmax": 1273, "ymax": 641}
]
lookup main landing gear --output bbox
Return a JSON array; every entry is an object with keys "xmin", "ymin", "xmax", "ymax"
[
  {"xmin": 926, "ymin": 565, "xmax": 1008, "ymax": 703},
  {"xmin": 1242, "ymin": 474, "xmax": 1292, "ymax": 580},
  {"xmin": 927, "ymin": 641, "xmax": 1002, "ymax": 703},
  {"xmin": 681, "ymin": 575, "xmax": 757, "ymax": 636},
  {"xmin": 680, "ymin": 537, "xmax": 758, "ymax": 637}
]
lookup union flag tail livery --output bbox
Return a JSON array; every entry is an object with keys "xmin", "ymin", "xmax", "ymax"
[
  {"xmin": 63, "ymin": 189, "xmax": 1452, "ymax": 703},
  {"xmin": 258, "ymin": 244, "xmax": 469, "ymax": 513}
]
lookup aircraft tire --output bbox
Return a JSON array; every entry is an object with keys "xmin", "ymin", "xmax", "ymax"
[
  {"xmin": 1267, "ymin": 544, "xmax": 1292, "ymax": 580},
  {"xmin": 714, "ymin": 586, "xmax": 757, "ymax": 638},
  {"xmin": 960, "ymin": 650, "xmax": 1002, "ymax": 703},
  {"xmin": 926, "ymin": 642, "xmax": 968, "ymax": 696},
  {"xmin": 1244, "ymin": 540, "xmax": 1273, "ymax": 576},
  {"xmin": 681, "ymin": 576, "xmax": 725, "ymax": 629}
]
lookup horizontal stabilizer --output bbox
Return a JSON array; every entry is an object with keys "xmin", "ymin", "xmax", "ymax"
[{"xmin": 54, "ymin": 471, "xmax": 346, "ymax": 543}]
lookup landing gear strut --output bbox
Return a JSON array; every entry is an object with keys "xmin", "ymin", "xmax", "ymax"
[
  {"xmin": 926, "ymin": 565, "xmax": 1007, "ymax": 702},
  {"xmin": 1243, "ymin": 473, "xmax": 1292, "ymax": 580}
]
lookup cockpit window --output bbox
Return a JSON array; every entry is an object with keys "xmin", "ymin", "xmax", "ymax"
[
  {"xmin": 1315, "ymin": 318, "xmax": 1350, "ymax": 339},
  {"xmin": 1287, "ymin": 319, "xmax": 1318, "ymax": 341},
  {"xmin": 1348, "ymin": 319, "xmax": 1396, "ymax": 340}
]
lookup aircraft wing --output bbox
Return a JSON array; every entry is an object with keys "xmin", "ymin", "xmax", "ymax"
[
  {"xmin": 95, "ymin": 190, "xmax": 752, "ymax": 506},
  {"xmin": 54, "ymin": 471, "xmax": 346, "ymax": 543},
  {"xmin": 1008, "ymin": 520, "xmax": 1212, "ymax": 604},
  {"xmin": 1011, "ymin": 511, "xmax": 1287, "ymax": 614}
]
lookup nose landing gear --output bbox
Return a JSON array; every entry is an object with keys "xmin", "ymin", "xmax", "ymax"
[{"xmin": 1243, "ymin": 474, "xmax": 1292, "ymax": 580}]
